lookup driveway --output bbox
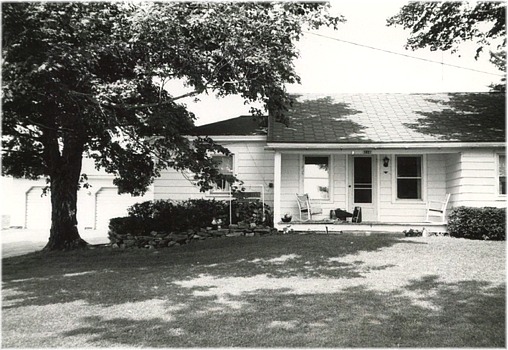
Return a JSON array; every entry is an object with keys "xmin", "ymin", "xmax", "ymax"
[{"xmin": 1, "ymin": 229, "xmax": 110, "ymax": 258}]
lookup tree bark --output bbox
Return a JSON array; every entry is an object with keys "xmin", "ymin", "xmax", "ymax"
[
  {"xmin": 43, "ymin": 121, "xmax": 88, "ymax": 251},
  {"xmin": 43, "ymin": 172, "xmax": 89, "ymax": 251}
]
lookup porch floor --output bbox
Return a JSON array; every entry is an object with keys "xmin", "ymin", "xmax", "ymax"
[{"xmin": 276, "ymin": 219, "xmax": 447, "ymax": 234}]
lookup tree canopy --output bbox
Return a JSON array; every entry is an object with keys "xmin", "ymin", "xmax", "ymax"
[
  {"xmin": 1, "ymin": 2, "xmax": 342, "ymax": 250},
  {"xmin": 387, "ymin": 2, "xmax": 506, "ymax": 90}
]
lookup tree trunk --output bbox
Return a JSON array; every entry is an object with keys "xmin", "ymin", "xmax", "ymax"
[
  {"xmin": 43, "ymin": 172, "xmax": 89, "ymax": 251},
  {"xmin": 43, "ymin": 128, "xmax": 88, "ymax": 251}
]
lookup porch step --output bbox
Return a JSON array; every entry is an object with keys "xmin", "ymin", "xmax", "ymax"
[{"xmin": 277, "ymin": 221, "xmax": 447, "ymax": 234}]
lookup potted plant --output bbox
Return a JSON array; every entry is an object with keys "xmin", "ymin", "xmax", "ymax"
[{"xmin": 281, "ymin": 213, "xmax": 292, "ymax": 223}]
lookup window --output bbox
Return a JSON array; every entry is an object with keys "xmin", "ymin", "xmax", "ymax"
[
  {"xmin": 211, "ymin": 155, "xmax": 233, "ymax": 192},
  {"xmin": 499, "ymin": 154, "xmax": 506, "ymax": 195},
  {"xmin": 304, "ymin": 156, "xmax": 330, "ymax": 200},
  {"xmin": 396, "ymin": 156, "xmax": 422, "ymax": 199}
]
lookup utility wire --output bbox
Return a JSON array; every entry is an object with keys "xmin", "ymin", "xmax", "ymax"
[{"xmin": 305, "ymin": 31, "xmax": 505, "ymax": 77}]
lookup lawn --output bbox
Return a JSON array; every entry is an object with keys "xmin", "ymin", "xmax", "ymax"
[{"xmin": 2, "ymin": 233, "xmax": 505, "ymax": 347}]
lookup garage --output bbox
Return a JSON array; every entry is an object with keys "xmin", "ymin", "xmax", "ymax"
[
  {"xmin": 94, "ymin": 187, "xmax": 152, "ymax": 231},
  {"xmin": 25, "ymin": 186, "xmax": 51, "ymax": 229},
  {"xmin": 24, "ymin": 185, "xmax": 152, "ymax": 231}
]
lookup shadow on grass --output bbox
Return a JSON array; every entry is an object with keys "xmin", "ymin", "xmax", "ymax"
[
  {"xmin": 2, "ymin": 234, "xmax": 505, "ymax": 347},
  {"xmin": 56, "ymin": 278, "xmax": 505, "ymax": 347},
  {"xmin": 2, "ymin": 234, "xmax": 410, "ymax": 308}
]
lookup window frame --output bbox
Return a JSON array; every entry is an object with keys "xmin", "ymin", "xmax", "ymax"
[
  {"xmin": 208, "ymin": 153, "xmax": 235, "ymax": 195},
  {"xmin": 497, "ymin": 153, "xmax": 506, "ymax": 196},
  {"xmin": 301, "ymin": 154, "xmax": 332, "ymax": 202},
  {"xmin": 393, "ymin": 154, "xmax": 426, "ymax": 202}
]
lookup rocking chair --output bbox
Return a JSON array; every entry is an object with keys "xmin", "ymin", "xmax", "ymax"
[{"xmin": 296, "ymin": 194, "xmax": 322, "ymax": 221}]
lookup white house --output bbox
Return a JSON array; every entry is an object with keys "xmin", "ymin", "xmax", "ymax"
[
  {"xmin": 4, "ymin": 92, "xmax": 505, "ymax": 233},
  {"xmin": 157, "ymin": 92, "xmax": 506, "ymax": 231}
]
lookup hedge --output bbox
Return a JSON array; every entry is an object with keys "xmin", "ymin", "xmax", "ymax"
[
  {"xmin": 447, "ymin": 206, "xmax": 506, "ymax": 240},
  {"xmin": 111, "ymin": 198, "xmax": 272, "ymax": 237}
]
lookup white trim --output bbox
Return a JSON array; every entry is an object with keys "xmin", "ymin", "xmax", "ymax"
[
  {"xmin": 266, "ymin": 142, "xmax": 505, "ymax": 151},
  {"xmin": 392, "ymin": 154, "xmax": 427, "ymax": 203},
  {"xmin": 496, "ymin": 153, "xmax": 506, "ymax": 197},
  {"xmin": 301, "ymin": 154, "xmax": 333, "ymax": 203},
  {"xmin": 273, "ymin": 151, "xmax": 282, "ymax": 226},
  {"xmin": 206, "ymin": 153, "xmax": 236, "ymax": 196}
]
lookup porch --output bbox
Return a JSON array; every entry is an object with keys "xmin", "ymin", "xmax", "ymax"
[{"xmin": 275, "ymin": 219, "xmax": 447, "ymax": 234}]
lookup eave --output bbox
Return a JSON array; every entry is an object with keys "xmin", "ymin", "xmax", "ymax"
[{"xmin": 265, "ymin": 141, "xmax": 506, "ymax": 154}]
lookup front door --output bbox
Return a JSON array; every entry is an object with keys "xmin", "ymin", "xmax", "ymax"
[{"xmin": 349, "ymin": 156, "xmax": 377, "ymax": 221}]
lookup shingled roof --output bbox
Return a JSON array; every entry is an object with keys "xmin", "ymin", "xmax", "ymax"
[
  {"xmin": 192, "ymin": 115, "xmax": 266, "ymax": 136},
  {"xmin": 268, "ymin": 93, "xmax": 506, "ymax": 144}
]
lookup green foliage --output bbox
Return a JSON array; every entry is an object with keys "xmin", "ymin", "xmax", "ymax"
[
  {"xmin": 403, "ymin": 229, "xmax": 422, "ymax": 237},
  {"xmin": 1, "ymin": 2, "xmax": 340, "ymax": 248},
  {"xmin": 447, "ymin": 206, "xmax": 506, "ymax": 240},
  {"xmin": 387, "ymin": 2, "xmax": 506, "ymax": 90},
  {"xmin": 122, "ymin": 198, "xmax": 273, "ymax": 235},
  {"xmin": 2, "ymin": 2, "xmax": 341, "ymax": 192},
  {"xmin": 231, "ymin": 200, "xmax": 273, "ymax": 227}
]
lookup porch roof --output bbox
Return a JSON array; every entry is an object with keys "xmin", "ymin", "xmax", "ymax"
[{"xmin": 267, "ymin": 93, "xmax": 506, "ymax": 144}]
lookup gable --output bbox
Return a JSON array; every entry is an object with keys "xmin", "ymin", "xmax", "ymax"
[{"xmin": 268, "ymin": 93, "xmax": 506, "ymax": 144}]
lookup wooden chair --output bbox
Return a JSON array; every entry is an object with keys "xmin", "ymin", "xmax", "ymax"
[
  {"xmin": 296, "ymin": 194, "xmax": 322, "ymax": 221},
  {"xmin": 425, "ymin": 193, "xmax": 451, "ymax": 222}
]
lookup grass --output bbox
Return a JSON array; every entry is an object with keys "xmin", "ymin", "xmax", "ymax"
[{"xmin": 2, "ymin": 233, "xmax": 505, "ymax": 347}]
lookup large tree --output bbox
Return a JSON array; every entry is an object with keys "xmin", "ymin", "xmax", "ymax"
[
  {"xmin": 387, "ymin": 1, "xmax": 506, "ymax": 90},
  {"xmin": 2, "ymin": 2, "xmax": 342, "ymax": 250}
]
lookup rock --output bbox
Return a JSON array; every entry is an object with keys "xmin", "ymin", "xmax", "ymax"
[
  {"xmin": 245, "ymin": 232, "xmax": 255, "ymax": 237},
  {"xmin": 112, "ymin": 243, "xmax": 119, "ymax": 249},
  {"xmin": 254, "ymin": 228, "xmax": 271, "ymax": 234},
  {"xmin": 168, "ymin": 241, "xmax": 178, "ymax": 247},
  {"xmin": 226, "ymin": 231, "xmax": 243, "ymax": 237}
]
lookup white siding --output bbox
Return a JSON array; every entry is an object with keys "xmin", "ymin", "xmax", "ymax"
[
  {"xmin": 280, "ymin": 153, "xmax": 347, "ymax": 220},
  {"xmin": 154, "ymin": 141, "xmax": 275, "ymax": 206},
  {"xmin": 378, "ymin": 154, "xmax": 447, "ymax": 222},
  {"xmin": 449, "ymin": 150, "xmax": 505, "ymax": 208}
]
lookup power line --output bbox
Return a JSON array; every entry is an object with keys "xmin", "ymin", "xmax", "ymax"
[{"xmin": 305, "ymin": 31, "xmax": 505, "ymax": 77}]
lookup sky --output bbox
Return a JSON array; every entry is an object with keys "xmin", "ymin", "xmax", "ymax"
[{"xmin": 175, "ymin": 1, "xmax": 504, "ymax": 126}]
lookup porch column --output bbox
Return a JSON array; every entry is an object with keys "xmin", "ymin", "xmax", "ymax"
[{"xmin": 273, "ymin": 151, "xmax": 282, "ymax": 227}]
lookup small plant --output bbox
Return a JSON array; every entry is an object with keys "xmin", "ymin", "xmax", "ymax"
[
  {"xmin": 281, "ymin": 213, "xmax": 292, "ymax": 223},
  {"xmin": 403, "ymin": 228, "xmax": 423, "ymax": 237}
]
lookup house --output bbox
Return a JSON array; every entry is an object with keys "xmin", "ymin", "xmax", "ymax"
[
  {"xmin": 157, "ymin": 92, "xmax": 505, "ymax": 232},
  {"xmin": 4, "ymin": 92, "xmax": 505, "ymax": 234}
]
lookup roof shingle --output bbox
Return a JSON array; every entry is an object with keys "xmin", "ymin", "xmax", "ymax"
[{"xmin": 268, "ymin": 93, "xmax": 506, "ymax": 143}]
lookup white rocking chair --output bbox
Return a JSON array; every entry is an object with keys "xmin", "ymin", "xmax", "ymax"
[
  {"xmin": 425, "ymin": 193, "xmax": 451, "ymax": 222},
  {"xmin": 296, "ymin": 193, "xmax": 322, "ymax": 221}
]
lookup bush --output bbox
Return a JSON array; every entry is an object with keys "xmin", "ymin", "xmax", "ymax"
[
  {"xmin": 109, "ymin": 216, "xmax": 150, "ymax": 236},
  {"xmin": 231, "ymin": 199, "xmax": 273, "ymax": 227},
  {"xmin": 121, "ymin": 198, "xmax": 273, "ymax": 236},
  {"xmin": 447, "ymin": 206, "xmax": 506, "ymax": 240}
]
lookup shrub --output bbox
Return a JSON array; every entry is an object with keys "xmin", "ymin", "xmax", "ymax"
[
  {"xmin": 122, "ymin": 198, "xmax": 273, "ymax": 235},
  {"xmin": 108, "ymin": 216, "xmax": 150, "ymax": 236},
  {"xmin": 231, "ymin": 199, "xmax": 273, "ymax": 227},
  {"xmin": 447, "ymin": 206, "xmax": 506, "ymax": 240},
  {"xmin": 403, "ymin": 228, "xmax": 422, "ymax": 237}
]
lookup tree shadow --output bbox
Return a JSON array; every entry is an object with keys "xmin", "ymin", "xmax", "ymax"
[
  {"xmin": 403, "ymin": 93, "xmax": 505, "ymax": 141},
  {"xmin": 50, "ymin": 277, "xmax": 505, "ymax": 347},
  {"xmin": 270, "ymin": 95, "xmax": 371, "ymax": 142},
  {"xmin": 1, "ymin": 234, "xmax": 415, "ymax": 309},
  {"xmin": 3, "ymin": 235, "xmax": 504, "ymax": 347}
]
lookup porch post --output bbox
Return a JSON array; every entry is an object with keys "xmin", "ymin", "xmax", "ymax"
[{"xmin": 273, "ymin": 151, "xmax": 282, "ymax": 228}]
